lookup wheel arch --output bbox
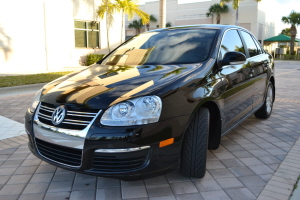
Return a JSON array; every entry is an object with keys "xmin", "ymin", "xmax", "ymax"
[
  {"xmin": 201, "ymin": 101, "xmax": 222, "ymax": 150},
  {"xmin": 270, "ymin": 76, "xmax": 275, "ymax": 101}
]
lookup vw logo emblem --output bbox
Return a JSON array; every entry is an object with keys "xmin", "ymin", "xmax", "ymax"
[{"xmin": 51, "ymin": 105, "xmax": 66, "ymax": 125}]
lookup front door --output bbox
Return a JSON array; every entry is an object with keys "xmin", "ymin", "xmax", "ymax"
[{"xmin": 219, "ymin": 29, "xmax": 254, "ymax": 132}]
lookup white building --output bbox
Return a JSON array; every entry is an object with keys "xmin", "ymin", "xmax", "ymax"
[
  {"xmin": 0, "ymin": 0, "xmax": 124, "ymax": 73},
  {"xmin": 126, "ymin": 0, "xmax": 277, "ymax": 44}
]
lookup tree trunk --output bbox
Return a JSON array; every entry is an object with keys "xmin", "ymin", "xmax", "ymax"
[
  {"xmin": 106, "ymin": 3, "xmax": 111, "ymax": 52},
  {"xmin": 216, "ymin": 14, "xmax": 220, "ymax": 24},
  {"xmin": 159, "ymin": 0, "xmax": 166, "ymax": 28},
  {"xmin": 290, "ymin": 25, "xmax": 297, "ymax": 55},
  {"xmin": 146, "ymin": 24, "xmax": 150, "ymax": 31},
  {"xmin": 120, "ymin": 9, "xmax": 124, "ymax": 44},
  {"xmin": 235, "ymin": 7, "xmax": 239, "ymax": 26}
]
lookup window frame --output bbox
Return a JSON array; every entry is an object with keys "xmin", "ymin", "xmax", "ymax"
[
  {"xmin": 74, "ymin": 20, "xmax": 100, "ymax": 49},
  {"xmin": 217, "ymin": 28, "xmax": 246, "ymax": 61},
  {"xmin": 238, "ymin": 30, "xmax": 262, "ymax": 58}
]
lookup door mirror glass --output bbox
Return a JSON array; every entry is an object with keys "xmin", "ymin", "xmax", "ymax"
[{"xmin": 218, "ymin": 51, "xmax": 246, "ymax": 68}]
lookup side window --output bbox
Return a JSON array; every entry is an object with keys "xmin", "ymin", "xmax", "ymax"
[
  {"xmin": 252, "ymin": 36, "xmax": 263, "ymax": 54},
  {"xmin": 240, "ymin": 31, "xmax": 260, "ymax": 57},
  {"xmin": 219, "ymin": 30, "xmax": 245, "ymax": 60}
]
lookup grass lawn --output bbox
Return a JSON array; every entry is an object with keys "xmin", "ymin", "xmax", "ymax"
[{"xmin": 0, "ymin": 71, "xmax": 73, "ymax": 87}]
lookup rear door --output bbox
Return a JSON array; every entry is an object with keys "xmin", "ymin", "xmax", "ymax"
[
  {"xmin": 239, "ymin": 31, "xmax": 268, "ymax": 110},
  {"xmin": 219, "ymin": 29, "xmax": 254, "ymax": 132}
]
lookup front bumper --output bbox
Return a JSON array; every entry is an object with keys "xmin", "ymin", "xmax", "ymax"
[{"xmin": 25, "ymin": 108, "xmax": 190, "ymax": 180}]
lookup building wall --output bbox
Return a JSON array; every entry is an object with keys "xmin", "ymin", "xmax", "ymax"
[
  {"xmin": 0, "ymin": 0, "xmax": 123, "ymax": 73},
  {"xmin": 126, "ymin": 0, "xmax": 277, "ymax": 44}
]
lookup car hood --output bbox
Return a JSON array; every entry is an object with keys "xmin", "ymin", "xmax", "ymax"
[{"xmin": 40, "ymin": 64, "xmax": 200, "ymax": 109}]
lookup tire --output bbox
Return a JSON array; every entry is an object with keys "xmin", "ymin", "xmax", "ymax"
[
  {"xmin": 180, "ymin": 107, "xmax": 209, "ymax": 178},
  {"xmin": 254, "ymin": 82, "xmax": 274, "ymax": 119}
]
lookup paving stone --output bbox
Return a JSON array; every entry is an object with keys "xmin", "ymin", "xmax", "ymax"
[
  {"xmin": 248, "ymin": 164, "xmax": 274, "ymax": 175},
  {"xmin": 29, "ymin": 173, "xmax": 54, "ymax": 183},
  {"xmin": 0, "ymin": 183, "xmax": 26, "ymax": 195},
  {"xmin": 72, "ymin": 176, "xmax": 96, "ymax": 191},
  {"xmin": 166, "ymin": 171, "xmax": 190, "ymax": 183},
  {"xmin": 0, "ymin": 167, "xmax": 17, "ymax": 176},
  {"xmin": 228, "ymin": 166, "xmax": 255, "ymax": 177},
  {"xmin": 193, "ymin": 179, "xmax": 222, "ymax": 192},
  {"xmin": 0, "ymin": 176, "xmax": 10, "ymax": 185},
  {"xmin": 122, "ymin": 185, "xmax": 148, "ymax": 199},
  {"xmin": 34, "ymin": 164, "xmax": 56, "ymax": 174},
  {"xmin": 223, "ymin": 144, "xmax": 245, "ymax": 152},
  {"xmin": 52, "ymin": 171, "xmax": 75, "ymax": 182},
  {"xmin": 44, "ymin": 191, "xmax": 71, "ymax": 200},
  {"xmin": 170, "ymin": 181, "xmax": 198, "ymax": 194},
  {"xmin": 215, "ymin": 177, "xmax": 244, "ymax": 189},
  {"xmin": 221, "ymin": 159, "xmax": 245, "ymax": 168},
  {"xmin": 200, "ymin": 190, "xmax": 230, "ymax": 200},
  {"xmin": 149, "ymin": 196, "xmax": 176, "ymax": 200},
  {"xmin": 237, "ymin": 175, "xmax": 266, "ymax": 188},
  {"xmin": 6, "ymin": 174, "xmax": 32, "ymax": 184},
  {"xmin": 259, "ymin": 174, "xmax": 273, "ymax": 182},
  {"xmin": 231, "ymin": 151, "xmax": 254, "ymax": 158},
  {"xmin": 1, "ymin": 159, "xmax": 24, "ymax": 168},
  {"xmin": 175, "ymin": 193, "xmax": 203, "ymax": 200},
  {"xmin": 121, "ymin": 180, "xmax": 145, "ymax": 187},
  {"xmin": 208, "ymin": 168, "xmax": 235, "ymax": 179},
  {"xmin": 225, "ymin": 188, "xmax": 256, "ymax": 200},
  {"xmin": 206, "ymin": 160, "xmax": 226, "ymax": 169},
  {"xmin": 248, "ymin": 186, "xmax": 264, "ymax": 197},
  {"xmin": 239, "ymin": 157, "xmax": 264, "ymax": 166},
  {"xmin": 144, "ymin": 175, "xmax": 168, "ymax": 185},
  {"xmin": 22, "ymin": 182, "xmax": 49, "ymax": 194},
  {"xmin": 258, "ymin": 155, "xmax": 282, "ymax": 165},
  {"xmin": 97, "ymin": 177, "xmax": 120, "ymax": 188},
  {"xmin": 96, "ymin": 188, "xmax": 121, "ymax": 200},
  {"xmin": 0, "ymin": 194, "xmax": 19, "ymax": 200},
  {"xmin": 146, "ymin": 184, "xmax": 173, "ymax": 197},
  {"xmin": 47, "ymin": 180, "xmax": 73, "ymax": 193},
  {"xmin": 18, "ymin": 193, "xmax": 45, "ymax": 200},
  {"xmin": 69, "ymin": 189, "xmax": 95, "ymax": 200}
]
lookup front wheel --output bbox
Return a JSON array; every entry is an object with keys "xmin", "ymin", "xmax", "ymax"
[
  {"xmin": 254, "ymin": 82, "xmax": 274, "ymax": 119},
  {"xmin": 180, "ymin": 107, "xmax": 209, "ymax": 178}
]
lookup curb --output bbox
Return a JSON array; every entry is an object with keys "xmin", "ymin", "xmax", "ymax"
[{"xmin": 0, "ymin": 83, "xmax": 46, "ymax": 98}]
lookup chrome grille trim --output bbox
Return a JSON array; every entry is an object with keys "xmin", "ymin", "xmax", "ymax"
[
  {"xmin": 34, "ymin": 103, "xmax": 102, "ymax": 139},
  {"xmin": 37, "ymin": 102, "xmax": 99, "ymax": 129},
  {"xmin": 95, "ymin": 146, "xmax": 151, "ymax": 153}
]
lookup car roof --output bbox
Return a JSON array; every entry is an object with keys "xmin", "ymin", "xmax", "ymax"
[{"xmin": 151, "ymin": 24, "xmax": 248, "ymax": 33}]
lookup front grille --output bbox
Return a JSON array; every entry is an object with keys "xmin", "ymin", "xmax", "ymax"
[
  {"xmin": 35, "ymin": 138, "xmax": 82, "ymax": 167},
  {"xmin": 93, "ymin": 149, "xmax": 149, "ymax": 172},
  {"xmin": 37, "ymin": 102, "xmax": 99, "ymax": 130}
]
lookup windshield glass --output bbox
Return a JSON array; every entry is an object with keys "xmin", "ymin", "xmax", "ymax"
[{"xmin": 101, "ymin": 28, "xmax": 218, "ymax": 65}]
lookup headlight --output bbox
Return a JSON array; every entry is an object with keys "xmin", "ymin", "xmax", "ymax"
[
  {"xmin": 30, "ymin": 89, "xmax": 42, "ymax": 113},
  {"xmin": 100, "ymin": 95, "xmax": 162, "ymax": 126}
]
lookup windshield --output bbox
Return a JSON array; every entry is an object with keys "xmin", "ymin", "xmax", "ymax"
[{"xmin": 101, "ymin": 28, "xmax": 218, "ymax": 65}]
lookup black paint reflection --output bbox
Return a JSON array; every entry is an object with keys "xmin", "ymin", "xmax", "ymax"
[{"xmin": 101, "ymin": 29, "xmax": 217, "ymax": 65}]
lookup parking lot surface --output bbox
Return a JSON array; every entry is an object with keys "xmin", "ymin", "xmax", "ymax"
[{"xmin": 0, "ymin": 61, "xmax": 300, "ymax": 200}]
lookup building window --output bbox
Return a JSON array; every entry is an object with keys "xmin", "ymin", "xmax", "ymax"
[{"xmin": 74, "ymin": 21, "xmax": 99, "ymax": 48}]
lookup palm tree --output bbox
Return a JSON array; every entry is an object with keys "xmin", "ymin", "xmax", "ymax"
[
  {"xmin": 115, "ymin": 0, "xmax": 149, "ymax": 43},
  {"xmin": 97, "ymin": 0, "xmax": 117, "ymax": 52},
  {"xmin": 282, "ymin": 11, "xmax": 300, "ymax": 55},
  {"xmin": 280, "ymin": 28, "xmax": 291, "ymax": 36},
  {"xmin": 146, "ymin": 15, "xmax": 157, "ymax": 31},
  {"xmin": 206, "ymin": 3, "xmax": 229, "ymax": 24},
  {"xmin": 128, "ymin": 19, "xmax": 144, "ymax": 34},
  {"xmin": 220, "ymin": 0, "xmax": 261, "ymax": 25}
]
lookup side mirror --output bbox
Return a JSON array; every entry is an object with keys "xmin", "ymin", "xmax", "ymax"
[{"xmin": 218, "ymin": 51, "xmax": 246, "ymax": 69}]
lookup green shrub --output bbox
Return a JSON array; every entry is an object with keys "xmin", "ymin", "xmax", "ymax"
[
  {"xmin": 85, "ymin": 54, "xmax": 106, "ymax": 66},
  {"xmin": 283, "ymin": 54, "xmax": 300, "ymax": 60}
]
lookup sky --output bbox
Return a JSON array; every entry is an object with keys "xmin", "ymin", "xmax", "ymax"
[{"xmin": 138, "ymin": 0, "xmax": 300, "ymax": 36}]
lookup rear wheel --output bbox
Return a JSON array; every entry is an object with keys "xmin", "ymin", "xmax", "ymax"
[
  {"xmin": 180, "ymin": 107, "xmax": 209, "ymax": 178},
  {"xmin": 254, "ymin": 82, "xmax": 274, "ymax": 119}
]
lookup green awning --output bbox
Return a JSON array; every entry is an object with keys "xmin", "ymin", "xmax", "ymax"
[{"xmin": 264, "ymin": 34, "xmax": 300, "ymax": 42}]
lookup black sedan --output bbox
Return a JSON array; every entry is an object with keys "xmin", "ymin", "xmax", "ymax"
[{"xmin": 25, "ymin": 24, "xmax": 275, "ymax": 180}]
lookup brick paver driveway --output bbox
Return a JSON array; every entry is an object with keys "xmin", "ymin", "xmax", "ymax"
[{"xmin": 0, "ymin": 61, "xmax": 300, "ymax": 200}]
